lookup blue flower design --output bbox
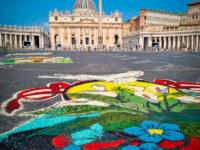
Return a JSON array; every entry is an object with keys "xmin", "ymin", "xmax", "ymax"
[
  {"xmin": 63, "ymin": 144, "xmax": 82, "ymax": 150},
  {"xmin": 123, "ymin": 121, "xmax": 184, "ymax": 143},
  {"xmin": 121, "ymin": 143, "xmax": 163, "ymax": 150}
]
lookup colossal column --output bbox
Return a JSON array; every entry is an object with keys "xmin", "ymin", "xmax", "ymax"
[{"xmin": 98, "ymin": 0, "xmax": 103, "ymax": 49}]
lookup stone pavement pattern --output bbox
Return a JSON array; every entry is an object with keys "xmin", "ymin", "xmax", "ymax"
[{"xmin": 0, "ymin": 50, "xmax": 200, "ymax": 150}]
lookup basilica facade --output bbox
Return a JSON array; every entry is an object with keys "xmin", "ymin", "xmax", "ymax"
[{"xmin": 49, "ymin": 0, "xmax": 123, "ymax": 50}]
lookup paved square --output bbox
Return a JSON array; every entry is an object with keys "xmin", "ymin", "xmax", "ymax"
[{"xmin": 0, "ymin": 50, "xmax": 200, "ymax": 150}]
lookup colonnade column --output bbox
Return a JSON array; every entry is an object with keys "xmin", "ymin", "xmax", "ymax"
[
  {"xmin": 148, "ymin": 36, "xmax": 152, "ymax": 48},
  {"xmin": 168, "ymin": 36, "xmax": 171, "ymax": 50},
  {"xmin": 173, "ymin": 36, "xmax": 176, "ymax": 50},
  {"xmin": 9, "ymin": 34, "xmax": 12, "ymax": 45},
  {"xmin": 139, "ymin": 36, "xmax": 144, "ymax": 50},
  {"xmin": 24, "ymin": 35, "xmax": 27, "ymax": 42},
  {"xmin": 196, "ymin": 35, "xmax": 199, "ymax": 52},
  {"xmin": 159, "ymin": 37, "xmax": 162, "ymax": 49},
  {"xmin": 177, "ymin": 36, "xmax": 180, "ymax": 49},
  {"xmin": 191, "ymin": 35, "xmax": 194, "ymax": 51},
  {"xmin": 187, "ymin": 36, "xmax": 190, "ymax": 51},
  {"xmin": 19, "ymin": 35, "xmax": 22, "ymax": 48},
  {"xmin": 14, "ymin": 35, "xmax": 17, "ymax": 48},
  {"xmin": 5, "ymin": 34, "xmax": 7, "ymax": 44},
  {"xmin": 0, "ymin": 34, "xmax": 2, "ymax": 46},
  {"xmin": 164, "ymin": 36, "xmax": 167, "ymax": 50},
  {"xmin": 39, "ymin": 35, "xmax": 42, "ymax": 49},
  {"xmin": 31, "ymin": 35, "xmax": 34, "ymax": 49}
]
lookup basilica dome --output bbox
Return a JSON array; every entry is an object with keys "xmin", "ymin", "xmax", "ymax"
[{"xmin": 73, "ymin": 0, "xmax": 97, "ymax": 12}]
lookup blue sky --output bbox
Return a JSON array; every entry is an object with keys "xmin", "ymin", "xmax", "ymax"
[{"xmin": 0, "ymin": 0, "xmax": 196, "ymax": 31}]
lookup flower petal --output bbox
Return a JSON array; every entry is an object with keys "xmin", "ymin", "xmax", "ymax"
[
  {"xmin": 141, "ymin": 121, "xmax": 159, "ymax": 130},
  {"xmin": 123, "ymin": 127, "xmax": 146, "ymax": 136},
  {"xmin": 159, "ymin": 123, "xmax": 180, "ymax": 131},
  {"xmin": 120, "ymin": 145, "xmax": 140, "ymax": 150},
  {"xmin": 139, "ymin": 133, "xmax": 163, "ymax": 143},
  {"xmin": 140, "ymin": 143, "xmax": 163, "ymax": 150},
  {"xmin": 161, "ymin": 131, "xmax": 185, "ymax": 141}
]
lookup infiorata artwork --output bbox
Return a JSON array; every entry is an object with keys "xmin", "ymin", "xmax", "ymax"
[{"xmin": 0, "ymin": 0, "xmax": 199, "ymax": 149}]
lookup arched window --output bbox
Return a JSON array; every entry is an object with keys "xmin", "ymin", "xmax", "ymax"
[{"xmin": 55, "ymin": 16, "xmax": 58, "ymax": 21}]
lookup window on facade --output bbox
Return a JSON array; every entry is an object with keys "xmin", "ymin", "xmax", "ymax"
[
  {"xmin": 115, "ymin": 18, "xmax": 118, "ymax": 22},
  {"xmin": 80, "ymin": 40, "xmax": 83, "ymax": 45},
  {"xmin": 55, "ymin": 16, "xmax": 58, "ymax": 21},
  {"xmin": 92, "ymin": 40, "xmax": 94, "ymax": 45},
  {"xmin": 71, "ymin": 28, "xmax": 75, "ymax": 34},
  {"xmin": 71, "ymin": 17, "xmax": 74, "ymax": 21},
  {"xmin": 72, "ymin": 38, "xmax": 76, "ymax": 45},
  {"xmin": 85, "ymin": 28, "xmax": 89, "ymax": 34},
  {"xmin": 86, "ymin": 38, "xmax": 89, "ymax": 45}
]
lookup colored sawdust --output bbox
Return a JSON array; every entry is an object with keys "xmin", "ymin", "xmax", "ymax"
[
  {"xmin": 7, "ymin": 53, "xmax": 53, "ymax": 56},
  {"xmin": 1, "ymin": 74, "xmax": 200, "ymax": 149},
  {"xmin": 2, "ymin": 56, "xmax": 73, "ymax": 64}
]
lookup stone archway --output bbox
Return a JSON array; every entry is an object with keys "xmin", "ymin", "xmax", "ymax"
[
  {"xmin": 55, "ymin": 34, "xmax": 59, "ymax": 46},
  {"xmin": 114, "ymin": 35, "xmax": 119, "ymax": 45}
]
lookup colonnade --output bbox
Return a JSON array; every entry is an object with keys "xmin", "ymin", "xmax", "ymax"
[
  {"xmin": 146, "ymin": 35, "xmax": 200, "ymax": 51},
  {"xmin": 0, "ymin": 33, "xmax": 40, "ymax": 49}
]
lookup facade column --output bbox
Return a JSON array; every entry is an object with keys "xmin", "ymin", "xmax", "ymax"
[
  {"xmin": 68, "ymin": 28, "xmax": 71, "ymax": 48},
  {"xmin": 83, "ymin": 28, "xmax": 85, "ymax": 47},
  {"xmin": 196, "ymin": 35, "xmax": 199, "ymax": 52},
  {"xmin": 60, "ymin": 27, "xmax": 64, "ymax": 49},
  {"xmin": 191, "ymin": 35, "xmax": 194, "ymax": 51},
  {"xmin": 14, "ymin": 35, "xmax": 17, "ymax": 48},
  {"xmin": 77, "ymin": 28, "xmax": 80, "ymax": 48},
  {"xmin": 19, "ymin": 34, "xmax": 22, "ymax": 48},
  {"xmin": 0, "ymin": 34, "xmax": 2, "ymax": 46},
  {"xmin": 89, "ymin": 28, "xmax": 92, "ymax": 49}
]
